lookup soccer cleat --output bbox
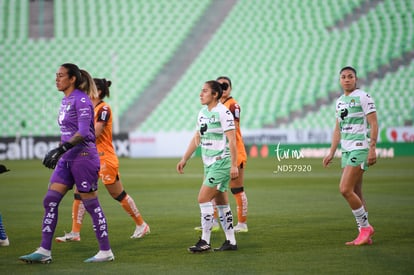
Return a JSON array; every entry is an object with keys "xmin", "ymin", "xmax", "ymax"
[
  {"xmin": 214, "ymin": 240, "xmax": 238, "ymax": 251},
  {"xmin": 188, "ymin": 238, "xmax": 211, "ymax": 253},
  {"xmin": 345, "ymin": 225, "xmax": 375, "ymax": 246},
  {"xmin": 194, "ymin": 223, "xmax": 220, "ymax": 232},
  {"xmin": 84, "ymin": 250, "xmax": 115, "ymax": 263},
  {"xmin": 234, "ymin": 223, "xmax": 248, "ymax": 233},
  {"xmin": 0, "ymin": 238, "xmax": 9, "ymax": 247},
  {"xmin": 55, "ymin": 231, "xmax": 81, "ymax": 242},
  {"xmin": 353, "ymin": 225, "xmax": 375, "ymax": 246},
  {"xmin": 194, "ymin": 219, "xmax": 220, "ymax": 232},
  {"xmin": 19, "ymin": 250, "xmax": 52, "ymax": 264},
  {"xmin": 131, "ymin": 222, "xmax": 150, "ymax": 239},
  {"xmin": 346, "ymin": 237, "xmax": 373, "ymax": 246}
]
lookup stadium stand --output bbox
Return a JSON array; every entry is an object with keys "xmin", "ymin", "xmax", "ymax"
[
  {"xmin": 0, "ymin": 0, "xmax": 211, "ymax": 137},
  {"xmin": 283, "ymin": 61, "xmax": 414, "ymax": 129},
  {"xmin": 1, "ymin": 0, "xmax": 413, "ymax": 137},
  {"xmin": 139, "ymin": 0, "xmax": 414, "ymax": 132}
]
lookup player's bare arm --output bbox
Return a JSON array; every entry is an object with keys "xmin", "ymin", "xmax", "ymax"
[
  {"xmin": 323, "ymin": 120, "xmax": 340, "ymax": 168},
  {"xmin": 177, "ymin": 131, "xmax": 200, "ymax": 174},
  {"xmin": 225, "ymin": 129, "xmax": 238, "ymax": 179},
  {"xmin": 367, "ymin": 112, "xmax": 378, "ymax": 166}
]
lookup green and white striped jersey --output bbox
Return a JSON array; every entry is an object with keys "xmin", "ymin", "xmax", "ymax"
[
  {"xmin": 197, "ymin": 102, "xmax": 235, "ymax": 166},
  {"xmin": 336, "ymin": 89, "xmax": 376, "ymax": 152}
]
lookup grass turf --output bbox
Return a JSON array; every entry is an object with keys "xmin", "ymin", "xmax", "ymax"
[{"xmin": 0, "ymin": 156, "xmax": 413, "ymax": 274}]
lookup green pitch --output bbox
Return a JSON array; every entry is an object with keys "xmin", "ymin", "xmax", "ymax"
[{"xmin": 0, "ymin": 156, "xmax": 413, "ymax": 274}]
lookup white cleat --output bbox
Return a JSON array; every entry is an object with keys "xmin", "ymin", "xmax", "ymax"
[
  {"xmin": 84, "ymin": 250, "xmax": 114, "ymax": 263},
  {"xmin": 131, "ymin": 223, "xmax": 150, "ymax": 239},
  {"xmin": 234, "ymin": 223, "xmax": 248, "ymax": 233},
  {"xmin": 55, "ymin": 231, "xmax": 81, "ymax": 242},
  {"xmin": 0, "ymin": 237, "xmax": 9, "ymax": 247}
]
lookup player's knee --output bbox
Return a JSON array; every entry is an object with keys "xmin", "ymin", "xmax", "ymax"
[
  {"xmin": 231, "ymin": 187, "xmax": 244, "ymax": 195},
  {"xmin": 114, "ymin": 190, "xmax": 127, "ymax": 202},
  {"xmin": 43, "ymin": 190, "xmax": 63, "ymax": 208},
  {"xmin": 339, "ymin": 186, "xmax": 353, "ymax": 198}
]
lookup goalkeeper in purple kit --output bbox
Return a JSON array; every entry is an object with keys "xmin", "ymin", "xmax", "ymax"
[{"xmin": 19, "ymin": 64, "xmax": 114, "ymax": 264}]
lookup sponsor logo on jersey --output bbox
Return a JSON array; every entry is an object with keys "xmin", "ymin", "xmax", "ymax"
[
  {"xmin": 200, "ymin": 123, "xmax": 208, "ymax": 135},
  {"xmin": 81, "ymin": 181, "xmax": 88, "ymax": 189},
  {"xmin": 340, "ymin": 108, "xmax": 348, "ymax": 120}
]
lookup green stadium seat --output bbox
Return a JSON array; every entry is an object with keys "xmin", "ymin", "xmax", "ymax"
[{"xmin": 1, "ymin": 0, "xmax": 413, "ymax": 136}]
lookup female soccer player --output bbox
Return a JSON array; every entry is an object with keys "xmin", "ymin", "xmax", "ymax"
[
  {"xmin": 217, "ymin": 76, "xmax": 249, "ymax": 233},
  {"xmin": 323, "ymin": 66, "xmax": 378, "ymax": 246},
  {"xmin": 19, "ymin": 64, "xmax": 114, "ymax": 263},
  {"xmin": 177, "ymin": 80, "xmax": 239, "ymax": 253},
  {"xmin": 194, "ymin": 77, "xmax": 249, "ymax": 233},
  {"xmin": 55, "ymin": 78, "xmax": 150, "ymax": 242}
]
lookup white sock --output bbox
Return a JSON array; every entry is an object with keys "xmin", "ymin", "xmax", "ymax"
[
  {"xmin": 96, "ymin": 249, "xmax": 113, "ymax": 258},
  {"xmin": 356, "ymin": 211, "xmax": 368, "ymax": 231},
  {"xmin": 217, "ymin": 204, "xmax": 236, "ymax": 245},
  {"xmin": 199, "ymin": 202, "xmax": 214, "ymax": 244},
  {"xmin": 352, "ymin": 206, "xmax": 369, "ymax": 228},
  {"xmin": 37, "ymin": 247, "xmax": 51, "ymax": 256}
]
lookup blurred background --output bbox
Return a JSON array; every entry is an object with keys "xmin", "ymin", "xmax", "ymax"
[{"xmin": 1, "ymin": 0, "xmax": 413, "ymax": 158}]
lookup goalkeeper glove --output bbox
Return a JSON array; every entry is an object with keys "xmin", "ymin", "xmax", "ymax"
[{"xmin": 42, "ymin": 142, "xmax": 74, "ymax": 169}]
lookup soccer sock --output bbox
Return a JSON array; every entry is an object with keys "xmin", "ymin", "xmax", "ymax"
[
  {"xmin": 352, "ymin": 206, "xmax": 369, "ymax": 228},
  {"xmin": 36, "ymin": 246, "xmax": 51, "ymax": 257},
  {"xmin": 40, "ymin": 189, "xmax": 64, "ymax": 250},
  {"xmin": 356, "ymin": 212, "xmax": 368, "ymax": 231},
  {"xmin": 83, "ymin": 197, "xmax": 111, "ymax": 251},
  {"xmin": 217, "ymin": 204, "xmax": 236, "ymax": 245},
  {"xmin": 119, "ymin": 194, "xmax": 144, "ymax": 226},
  {"xmin": 0, "ymin": 214, "xmax": 7, "ymax": 240},
  {"xmin": 199, "ymin": 202, "xmax": 214, "ymax": 244},
  {"xmin": 71, "ymin": 194, "xmax": 85, "ymax": 234},
  {"xmin": 212, "ymin": 200, "xmax": 218, "ymax": 223},
  {"xmin": 231, "ymin": 187, "xmax": 248, "ymax": 224}
]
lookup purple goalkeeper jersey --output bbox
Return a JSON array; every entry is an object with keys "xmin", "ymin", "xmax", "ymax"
[{"xmin": 57, "ymin": 89, "xmax": 98, "ymax": 161}]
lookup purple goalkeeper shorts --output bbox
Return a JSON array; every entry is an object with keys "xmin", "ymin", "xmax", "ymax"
[{"xmin": 50, "ymin": 156, "xmax": 100, "ymax": 193}]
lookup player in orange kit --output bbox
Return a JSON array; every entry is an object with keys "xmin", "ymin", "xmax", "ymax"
[{"xmin": 217, "ymin": 76, "xmax": 249, "ymax": 232}]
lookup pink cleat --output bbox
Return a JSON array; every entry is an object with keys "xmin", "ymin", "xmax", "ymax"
[
  {"xmin": 346, "ymin": 225, "xmax": 374, "ymax": 246},
  {"xmin": 345, "ymin": 237, "xmax": 373, "ymax": 246}
]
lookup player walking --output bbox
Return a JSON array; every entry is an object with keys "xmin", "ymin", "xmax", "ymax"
[
  {"xmin": 55, "ymin": 78, "xmax": 150, "ymax": 243},
  {"xmin": 217, "ymin": 76, "xmax": 249, "ymax": 233},
  {"xmin": 177, "ymin": 80, "xmax": 239, "ymax": 252},
  {"xmin": 19, "ymin": 64, "xmax": 114, "ymax": 263},
  {"xmin": 323, "ymin": 66, "xmax": 378, "ymax": 245}
]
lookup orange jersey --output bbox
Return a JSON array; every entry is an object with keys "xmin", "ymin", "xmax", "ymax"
[
  {"xmin": 222, "ymin": 97, "xmax": 247, "ymax": 165},
  {"xmin": 94, "ymin": 101, "xmax": 118, "ymax": 165}
]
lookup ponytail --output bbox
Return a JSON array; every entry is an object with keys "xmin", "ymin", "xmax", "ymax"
[
  {"xmin": 79, "ymin": 69, "xmax": 98, "ymax": 99},
  {"xmin": 94, "ymin": 78, "xmax": 112, "ymax": 100}
]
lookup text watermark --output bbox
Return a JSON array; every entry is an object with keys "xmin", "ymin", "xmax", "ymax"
[{"xmin": 273, "ymin": 142, "xmax": 313, "ymax": 174}]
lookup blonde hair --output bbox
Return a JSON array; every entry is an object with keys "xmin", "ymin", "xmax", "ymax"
[{"xmin": 79, "ymin": 69, "xmax": 99, "ymax": 99}]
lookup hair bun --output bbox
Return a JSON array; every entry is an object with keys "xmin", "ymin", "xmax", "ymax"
[{"xmin": 220, "ymin": 82, "xmax": 229, "ymax": 91}]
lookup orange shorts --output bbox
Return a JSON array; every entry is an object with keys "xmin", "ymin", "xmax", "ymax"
[
  {"xmin": 99, "ymin": 159, "xmax": 120, "ymax": 185},
  {"xmin": 238, "ymin": 160, "xmax": 246, "ymax": 169}
]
